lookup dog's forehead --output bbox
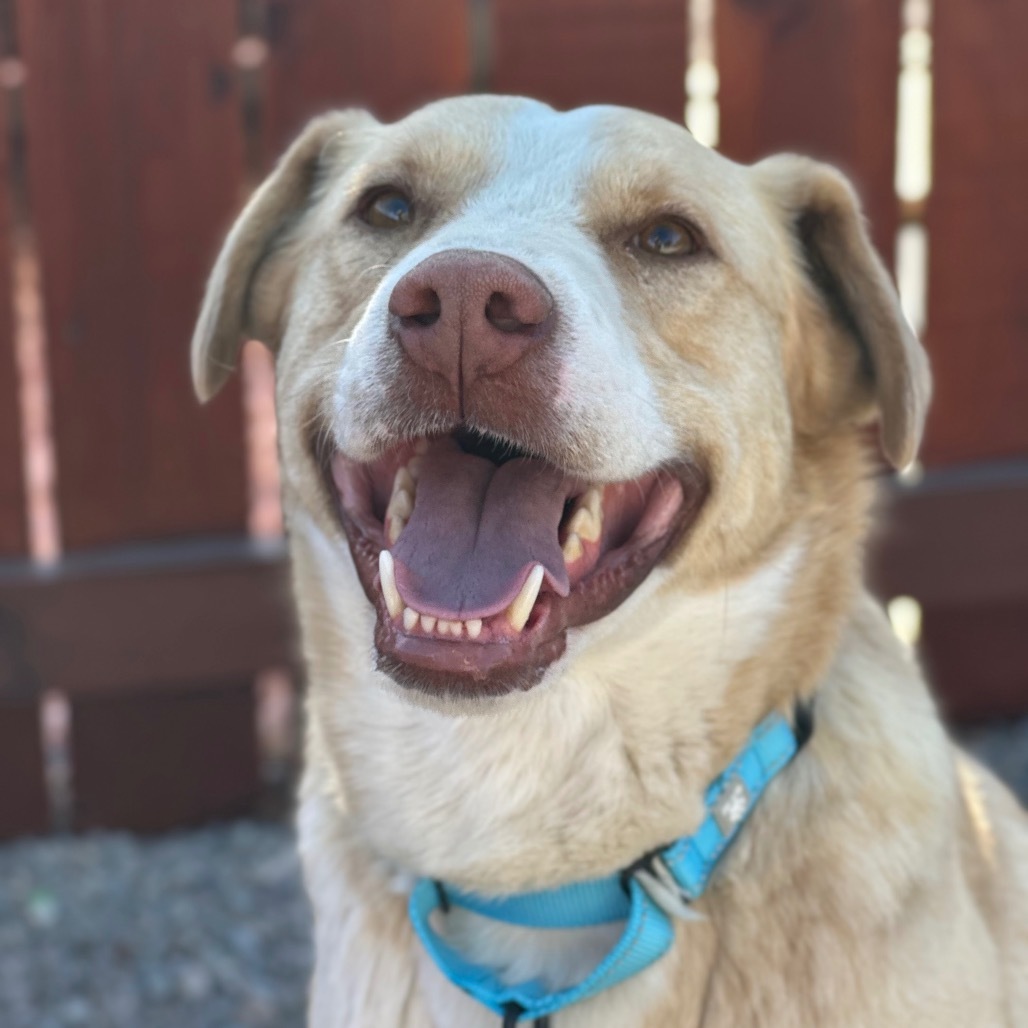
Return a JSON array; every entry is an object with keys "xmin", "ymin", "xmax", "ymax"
[{"xmin": 383, "ymin": 96, "xmax": 724, "ymax": 218}]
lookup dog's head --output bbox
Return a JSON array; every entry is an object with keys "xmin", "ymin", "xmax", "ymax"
[{"xmin": 193, "ymin": 96, "xmax": 929, "ymax": 704}]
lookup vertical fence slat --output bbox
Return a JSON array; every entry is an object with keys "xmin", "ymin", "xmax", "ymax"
[
  {"xmin": 491, "ymin": 0, "xmax": 687, "ymax": 123},
  {"xmin": 16, "ymin": 0, "xmax": 249, "ymax": 550},
  {"xmin": 0, "ymin": 87, "xmax": 24, "ymax": 557},
  {"xmin": 716, "ymin": 0, "xmax": 900, "ymax": 263},
  {"xmin": 923, "ymin": 1, "xmax": 1028, "ymax": 466},
  {"xmin": 262, "ymin": 0, "xmax": 471, "ymax": 162}
]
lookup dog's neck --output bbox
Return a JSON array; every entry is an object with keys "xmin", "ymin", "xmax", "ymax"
[{"xmin": 298, "ymin": 592, "xmax": 953, "ymax": 1027}]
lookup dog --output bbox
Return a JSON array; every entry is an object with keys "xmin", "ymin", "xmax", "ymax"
[{"xmin": 191, "ymin": 96, "xmax": 1028, "ymax": 1026}]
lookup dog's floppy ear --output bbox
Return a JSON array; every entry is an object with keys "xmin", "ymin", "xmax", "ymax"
[
  {"xmin": 755, "ymin": 155, "xmax": 931, "ymax": 468},
  {"xmin": 191, "ymin": 110, "xmax": 375, "ymax": 402}
]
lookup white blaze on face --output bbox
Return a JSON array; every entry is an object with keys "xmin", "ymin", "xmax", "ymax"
[{"xmin": 333, "ymin": 101, "xmax": 676, "ymax": 481}]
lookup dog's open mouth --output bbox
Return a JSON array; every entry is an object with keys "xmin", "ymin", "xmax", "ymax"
[{"xmin": 328, "ymin": 429, "xmax": 707, "ymax": 696}]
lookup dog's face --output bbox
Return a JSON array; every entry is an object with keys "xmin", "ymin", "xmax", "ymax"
[{"xmin": 193, "ymin": 96, "xmax": 929, "ymax": 703}]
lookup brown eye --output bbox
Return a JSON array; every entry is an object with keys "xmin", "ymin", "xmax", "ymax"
[
  {"xmin": 633, "ymin": 218, "xmax": 701, "ymax": 257},
  {"xmin": 360, "ymin": 188, "xmax": 413, "ymax": 229}
]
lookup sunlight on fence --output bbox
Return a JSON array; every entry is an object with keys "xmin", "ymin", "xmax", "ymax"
[
  {"xmin": 895, "ymin": 0, "xmax": 933, "ymax": 336},
  {"xmin": 686, "ymin": 0, "xmax": 718, "ymax": 147}
]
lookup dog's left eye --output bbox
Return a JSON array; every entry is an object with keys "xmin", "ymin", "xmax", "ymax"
[
  {"xmin": 360, "ymin": 188, "xmax": 414, "ymax": 229},
  {"xmin": 633, "ymin": 218, "xmax": 702, "ymax": 257}
]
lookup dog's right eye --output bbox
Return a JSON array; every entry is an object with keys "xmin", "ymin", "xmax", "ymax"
[{"xmin": 360, "ymin": 188, "xmax": 414, "ymax": 229}]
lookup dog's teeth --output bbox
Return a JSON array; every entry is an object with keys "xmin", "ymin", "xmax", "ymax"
[
  {"xmin": 507, "ymin": 564, "xmax": 544, "ymax": 632},
  {"xmin": 393, "ymin": 467, "xmax": 416, "ymax": 501},
  {"xmin": 421, "ymin": 615, "xmax": 437, "ymax": 633},
  {"xmin": 562, "ymin": 533, "xmax": 583, "ymax": 565},
  {"xmin": 438, "ymin": 619, "xmax": 460, "ymax": 636},
  {"xmin": 568, "ymin": 507, "xmax": 601, "ymax": 544},
  {"xmin": 386, "ymin": 514, "xmax": 406, "ymax": 546},
  {"xmin": 402, "ymin": 607, "xmax": 419, "ymax": 632},
  {"xmin": 388, "ymin": 488, "xmax": 413, "ymax": 522},
  {"xmin": 583, "ymin": 487, "xmax": 603, "ymax": 520},
  {"xmin": 407, "ymin": 456, "xmax": 424, "ymax": 481},
  {"xmin": 466, "ymin": 619, "xmax": 482, "ymax": 640},
  {"xmin": 378, "ymin": 550, "xmax": 402, "ymax": 618}
]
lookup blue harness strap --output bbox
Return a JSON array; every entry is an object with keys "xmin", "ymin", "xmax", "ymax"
[{"xmin": 408, "ymin": 709, "xmax": 807, "ymax": 1024}]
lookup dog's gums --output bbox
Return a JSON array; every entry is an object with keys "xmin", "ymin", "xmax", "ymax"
[{"xmin": 328, "ymin": 430, "xmax": 707, "ymax": 696}]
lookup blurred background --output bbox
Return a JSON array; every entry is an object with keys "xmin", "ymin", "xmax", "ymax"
[{"xmin": 0, "ymin": 0, "xmax": 1025, "ymax": 1024}]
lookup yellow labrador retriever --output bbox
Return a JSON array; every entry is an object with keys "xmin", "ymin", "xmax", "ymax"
[{"xmin": 191, "ymin": 97, "xmax": 1028, "ymax": 1027}]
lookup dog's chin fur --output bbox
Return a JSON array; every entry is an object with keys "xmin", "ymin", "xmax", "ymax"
[
  {"xmin": 192, "ymin": 96, "xmax": 1028, "ymax": 1027},
  {"xmin": 370, "ymin": 658, "xmax": 559, "ymax": 717}
]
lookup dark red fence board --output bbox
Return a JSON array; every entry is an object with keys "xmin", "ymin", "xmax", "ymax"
[
  {"xmin": 923, "ymin": 0, "xmax": 1028, "ymax": 466},
  {"xmin": 16, "ymin": 0, "xmax": 249, "ymax": 550},
  {"xmin": 0, "ymin": 89, "xmax": 25, "ymax": 557},
  {"xmin": 261, "ymin": 0, "xmax": 471, "ymax": 161},
  {"xmin": 869, "ymin": 467, "xmax": 1028, "ymax": 722},
  {"xmin": 491, "ymin": 0, "xmax": 686, "ymax": 123},
  {"xmin": 72, "ymin": 682, "xmax": 258, "ymax": 832},
  {"xmin": 869, "ymin": 468, "xmax": 1028, "ymax": 609},
  {"xmin": 717, "ymin": 0, "xmax": 900, "ymax": 263},
  {"xmin": 920, "ymin": 600, "xmax": 1028, "ymax": 724}
]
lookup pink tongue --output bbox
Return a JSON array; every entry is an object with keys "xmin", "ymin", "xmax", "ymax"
[{"xmin": 392, "ymin": 443, "xmax": 572, "ymax": 620}]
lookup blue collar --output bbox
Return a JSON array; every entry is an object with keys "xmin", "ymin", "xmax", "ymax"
[{"xmin": 409, "ymin": 708, "xmax": 810, "ymax": 1025}]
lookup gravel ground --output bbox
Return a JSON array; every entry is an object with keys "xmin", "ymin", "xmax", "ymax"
[
  {"xmin": 0, "ymin": 823, "xmax": 311, "ymax": 1028},
  {"xmin": 1, "ymin": 725, "xmax": 1026, "ymax": 1028}
]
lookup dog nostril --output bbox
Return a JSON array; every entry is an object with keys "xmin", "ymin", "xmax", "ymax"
[
  {"xmin": 409, "ymin": 310, "xmax": 439, "ymax": 328},
  {"xmin": 485, "ymin": 292, "xmax": 524, "ymax": 333},
  {"xmin": 398, "ymin": 287, "xmax": 442, "ymax": 328}
]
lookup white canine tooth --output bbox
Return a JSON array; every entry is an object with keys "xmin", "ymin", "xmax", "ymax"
[
  {"xmin": 407, "ymin": 456, "xmax": 424, "ymax": 481},
  {"xmin": 583, "ymin": 487, "xmax": 603, "ymax": 520},
  {"xmin": 507, "ymin": 564, "xmax": 544, "ymax": 632},
  {"xmin": 562, "ymin": 533, "xmax": 583, "ymax": 565},
  {"xmin": 568, "ymin": 507, "xmax": 601, "ymax": 543},
  {"xmin": 402, "ymin": 607, "xmax": 419, "ymax": 632},
  {"xmin": 388, "ymin": 488, "xmax": 414, "ymax": 522},
  {"xmin": 393, "ymin": 467, "xmax": 416, "ymax": 500},
  {"xmin": 421, "ymin": 615, "xmax": 437, "ymax": 633},
  {"xmin": 378, "ymin": 550, "xmax": 402, "ymax": 618},
  {"xmin": 466, "ymin": 619, "xmax": 482, "ymax": 640}
]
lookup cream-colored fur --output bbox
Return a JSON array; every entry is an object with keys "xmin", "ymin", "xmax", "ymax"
[{"xmin": 192, "ymin": 96, "xmax": 1028, "ymax": 1026}]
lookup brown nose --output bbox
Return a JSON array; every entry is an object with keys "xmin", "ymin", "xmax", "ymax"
[{"xmin": 389, "ymin": 249, "xmax": 555, "ymax": 402}]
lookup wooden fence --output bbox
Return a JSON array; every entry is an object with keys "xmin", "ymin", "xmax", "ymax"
[{"xmin": 0, "ymin": 0, "xmax": 1025, "ymax": 838}]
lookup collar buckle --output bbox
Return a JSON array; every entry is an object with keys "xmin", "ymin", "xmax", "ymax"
[{"xmin": 628, "ymin": 853, "xmax": 699, "ymax": 922}]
